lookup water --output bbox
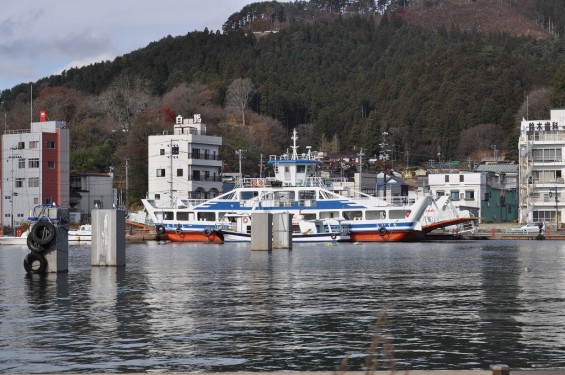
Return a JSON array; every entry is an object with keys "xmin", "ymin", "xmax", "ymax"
[{"xmin": 1, "ymin": 240, "xmax": 565, "ymax": 373}]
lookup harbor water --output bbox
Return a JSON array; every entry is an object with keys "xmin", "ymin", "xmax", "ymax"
[{"xmin": 1, "ymin": 240, "xmax": 565, "ymax": 373}]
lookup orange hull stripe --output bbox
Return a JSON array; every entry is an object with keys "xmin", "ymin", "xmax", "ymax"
[
  {"xmin": 350, "ymin": 231, "xmax": 425, "ymax": 242},
  {"xmin": 166, "ymin": 232, "xmax": 223, "ymax": 244}
]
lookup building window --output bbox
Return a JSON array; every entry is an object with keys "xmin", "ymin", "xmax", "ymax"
[
  {"xmin": 160, "ymin": 149, "xmax": 165, "ymax": 155},
  {"xmin": 18, "ymin": 159, "xmax": 25, "ymax": 169},
  {"xmin": 155, "ymin": 194, "xmax": 160, "ymax": 200},
  {"xmin": 465, "ymin": 191, "xmax": 475, "ymax": 200},
  {"xmin": 28, "ymin": 158, "xmax": 39, "ymax": 168},
  {"xmin": 193, "ymin": 170, "xmax": 201, "ymax": 181},
  {"xmin": 532, "ymin": 148, "xmax": 562, "ymax": 162},
  {"xmin": 177, "ymin": 169, "xmax": 183, "ymax": 177},
  {"xmin": 459, "ymin": 175, "xmax": 464, "ymax": 182},
  {"xmin": 450, "ymin": 191, "xmax": 459, "ymax": 201},
  {"xmin": 192, "ymin": 149, "xmax": 201, "ymax": 159},
  {"xmin": 157, "ymin": 169, "xmax": 165, "ymax": 177},
  {"xmin": 48, "ymin": 161, "xmax": 55, "ymax": 169},
  {"xmin": 29, "ymin": 141, "xmax": 39, "ymax": 149},
  {"xmin": 28, "ymin": 178, "xmax": 39, "ymax": 188},
  {"xmin": 17, "ymin": 142, "xmax": 25, "ymax": 149},
  {"xmin": 172, "ymin": 145, "xmax": 179, "ymax": 155},
  {"xmin": 15, "ymin": 178, "xmax": 24, "ymax": 188},
  {"xmin": 46, "ymin": 141, "xmax": 55, "ymax": 149},
  {"xmin": 445, "ymin": 175, "xmax": 449, "ymax": 182},
  {"xmin": 33, "ymin": 198, "xmax": 38, "ymax": 204},
  {"xmin": 45, "ymin": 198, "xmax": 52, "ymax": 204},
  {"xmin": 436, "ymin": 191, "xmax": 445, "ymax": 198}
]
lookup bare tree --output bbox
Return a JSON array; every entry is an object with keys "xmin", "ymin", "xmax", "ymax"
[
  {"xmin": 98, "ymin": 73, "xmax": 154, "ymax": 135},
  {"xmin": 225, "ymin": 78, "xmax": 255, "ymax": 126}
]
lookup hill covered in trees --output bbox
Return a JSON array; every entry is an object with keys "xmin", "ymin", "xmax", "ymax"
[{"xmin": 1, "ymin": 0, "xmax": 565, "ymax": 206}]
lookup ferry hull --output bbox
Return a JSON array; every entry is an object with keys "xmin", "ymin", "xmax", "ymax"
[
  {"xmin": 165, "ymin": 231, "xmax": 224, "ymax": 244},
  {"xmin": 350, "ymin": 230, "xmax": 425, "ymax": 242}
]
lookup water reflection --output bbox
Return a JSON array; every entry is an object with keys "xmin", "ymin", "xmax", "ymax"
[{"xmin": 1, "ymin": 241, "xmax": 564, "ymax": 372}]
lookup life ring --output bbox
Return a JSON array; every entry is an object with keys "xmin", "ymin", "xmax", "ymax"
[
  {"xmin": 175, "ymin": 227, "xmax": 182, "ymax": 235},
  {"xmin": 203, "ymin": 228, "xmax": 212, "ymax": 237},
  {"xmin": 331, "ymin": 234, "xmax": 337, "ymax": 240},
  {"xmin": 155, "ymin": 225, "xmax": 166, "ymax": 235},
  {"xmin": 23, "ymin": 252, "xmax": 48, "ymax": 274},
  {"xmin": 378, "ymin": 226, "xmax": 387, "ymax": 236},
  {"xmin": 405, "ymin": 210, "xmax": 411, "ymax": 218},
  {"xmin": 30, "ymin": 221, "xmax": 56, "ymax": 245},
  {"xmin": 243, "ymin": 217, "xmax": 249, "ymax": 224},
  {"xmin": 257, "ymin": 179, "xmax": 265, "ymax": 187},
  {"xmin": 27, "ymin": 235, "xmax": 46, "ymax": 253}
]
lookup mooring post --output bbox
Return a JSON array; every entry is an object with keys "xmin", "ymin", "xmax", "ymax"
[
  {"xmin": 91, "ymin": 209, "xmax": 126, "ymax": 266},
  {"xmin": 273, "ymin": 212, "xmax": 292, "ymax": 249},
  {"xmin": 251, "ymin": 212, "xmax": 273, "ymax": 251},
  {"xmin": 490, "ymin": 364, "xmax": 510, "ymax": 375}
]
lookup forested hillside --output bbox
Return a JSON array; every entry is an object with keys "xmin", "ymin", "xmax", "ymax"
[{"xmin": 1, "ymin": 0, "xmax": 565, "ymax": 206}]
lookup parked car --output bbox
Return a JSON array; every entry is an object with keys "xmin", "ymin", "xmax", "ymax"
[{"xmin": 516, "ymin": 222, "xmax": 546, "ymax": 234}]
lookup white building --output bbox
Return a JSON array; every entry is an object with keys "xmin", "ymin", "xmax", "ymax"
[
  {"xmin": 147, "ymin": 114, "xmax": 222, "ymax": 208},
  {"xmin": 519, "ymin": 108, "xmax": 565, "ymax": 227},
  {"xmin": 428, "ymin": 172, "xmax": 485, "ymax": 220},
  {"xmin": 69, "ymin": 172, "xmax": 115, "ymax": 222},
  {"xmin": 1, "ymin": 120, "xmax": 70, "ymax": 229}
]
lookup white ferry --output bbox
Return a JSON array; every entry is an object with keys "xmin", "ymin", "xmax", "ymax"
[{"xmin": 141, "ymin": 130, "xmax": 474, "ymax": 243}]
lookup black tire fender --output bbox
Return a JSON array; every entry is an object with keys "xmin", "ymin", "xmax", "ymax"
[
  {"xmin": 203, "ymin": 228, "xmax": 212, "ymax": 237},
  {"xmin": 378, "ymin": 226, "xmax": 387, "ymax": 236},
  {"xmin": 155, "ymin": 225, "xmax": 166, "ymax": 235},
  {"xmin": 331, "ymin": 234, "xmax": 337, "ymax": 240},
  {"xmin": 23, "ymin": 252, "xmax": 48, "ymax": 274},
  {"xmin": 30, "ymin": 221, "xmax": 56, "ymax": 245},
  {"xmin": 27, "ymin": 235, "xmax": 47, "ymax": 253}
]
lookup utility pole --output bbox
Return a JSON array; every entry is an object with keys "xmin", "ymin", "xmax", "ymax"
[
  {"xmin": 259, "ymin": 153, "xmax": 264, "ymax": 178},
  {"xmin": 236, "ymin": 149, "xmax": 246, "ymax": 182},
  {"xmin": 9, "ymin": 147, "xmax": 21, "ymax": 232},
  {"xmin": 358, "ymin": 148, "xmax": 364, "ymax": 193},
  {"xmin": 124, "ymin": 158, "xmax": 129, "ymax": 212}
]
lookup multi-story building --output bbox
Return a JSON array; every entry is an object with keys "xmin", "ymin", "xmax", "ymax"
[
  {"xmin": 428, "ymin": 172, "xmax": 485, "ymax": 220},
  {"xmin": 147, "ymin": 114, "xmax": 222, "ymax": 208},
  {"xmin": 519, "ymin": 108, "xmax": 565, "ymax": 227},
  {"xmin": 1, "ymin": 120, "xmax": 70, "ymax": 229},
  {"xmin": 69, "ymin": 172, "xmax": 115, "ymax": 223}
]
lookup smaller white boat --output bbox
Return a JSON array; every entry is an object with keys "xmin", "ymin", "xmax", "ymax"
[
  {"xmin": 0, "ymin": 230, "xmax": 29, "ymax": 246},
  {"xmin": 68, "ymin": 224, "xmax": 92, "ymax": 242}
]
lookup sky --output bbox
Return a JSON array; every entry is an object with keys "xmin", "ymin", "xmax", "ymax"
[{"xmin": 0, "ymin": 0, "xmax": 257, "ymax": 92}]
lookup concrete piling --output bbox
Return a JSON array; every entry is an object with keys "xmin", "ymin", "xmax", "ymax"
[
  {"xmin": 250, "ymin": 212, "xmax": 273, "ymax": 251},
  {"xmin": 273, "ymin": 212, "xmax": 292, "ymax": 249},
  {"xmin": 91, "ymin": 209, "xmax": 126, "ymax": 266}
]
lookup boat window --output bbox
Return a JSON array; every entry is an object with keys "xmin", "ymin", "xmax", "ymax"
[
  {"xmin": 366, "ymin": 210, "xmax": 385, "ymax": 220},
  {"xmin": 177, "ymin": 212, "xmax": 189, "ymax": 221},
  {"xmin": 343, "ymin": 210, "xmax": 363, "ymax": 220},
  {"xmin": 297, "ymin": 166, "xmax": 306, "ymax": 173},
  {"xmin": 197, "ymin": 212, "xmax": 215, "ymax": 221},
  {"xmin": 159, "ymin": 211, "xmax": 174, "ymax": 220},
  {"xmin": 389, "ymin": 210, "xmax": 406, "ymax": 219}
]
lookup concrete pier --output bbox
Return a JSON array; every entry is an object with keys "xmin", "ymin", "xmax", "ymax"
[
  {"xmin": 91, "ymin": 209, "xmax": 126, "ymax": 266},
  {"xmin": 44, "ymin": 226, "xmax": 69, "ymax": 273},
  {"xmin": 273, "ymin": 212, "xmax": 292, "ymax": 249},
  {"xmin": 250, "ymin": 212, "xmax": 273, "ymax": 251}
]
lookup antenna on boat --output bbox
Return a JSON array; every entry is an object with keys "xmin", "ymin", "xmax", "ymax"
[{"xmin": 291, "ymin": 129, "xmax": 298, "ymax": 160}]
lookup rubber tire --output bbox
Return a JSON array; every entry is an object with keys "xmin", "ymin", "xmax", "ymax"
[
  {"xmin": 156, "ymin": 225, "xmax": 165, "ymax": 235},
  {"xmin": 331, "ymin": 234, "xmax": 337, "ymax": 240},
  {"xmin": 378, "ymin": 227, "xmax": 387, "ymax": 236},
  {"xmin": 30, "ymin": 221, "xmax": 56, "ymax": 245},
  {"xmin": 23, "ymin": 252, "xmax": 48, "ymax": 274},
  {"xmin": 27, "ymin": 235, "xmax": 47, "ymax": 253},
  {"xmin": 203, "ymin": 228, "xmax": 212, "ymax": 237}
]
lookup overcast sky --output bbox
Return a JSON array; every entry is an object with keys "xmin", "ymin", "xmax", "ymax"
[{"xmin": 0, "ymin": 0, "xmax": 257, "ymax": 92}]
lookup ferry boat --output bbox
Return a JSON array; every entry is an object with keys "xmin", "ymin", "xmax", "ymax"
[{"xmin": 141, "ymin": 130, "xmax": 473, "ymax": 243}]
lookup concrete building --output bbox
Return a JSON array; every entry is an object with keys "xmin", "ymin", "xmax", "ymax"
[
  {"xmin": 475, "ymin": 163, "xmax": 519, "ymax": 223},
  {"xmin": 1, "ymin": 120, "xmax": 70, "ymax": 229},
  {"xmin": 147, "ymin": 114, "xmax": 222, "ymax": 208},
  {"xmin": 519, "ymin": 108, "xmax": 565, "ymax": 227},
  {"xmin": 428, "ymin": 172, "xmax": 484, "ymax": 220},
  {"xmin": 69, "ymin": 172, "xmax": 115, "ymax": 223}
]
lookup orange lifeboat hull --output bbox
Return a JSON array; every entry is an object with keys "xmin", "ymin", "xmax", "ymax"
[{"xmin": 165, "ymin": 231, "xmax": 224, "ymax": 244}]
